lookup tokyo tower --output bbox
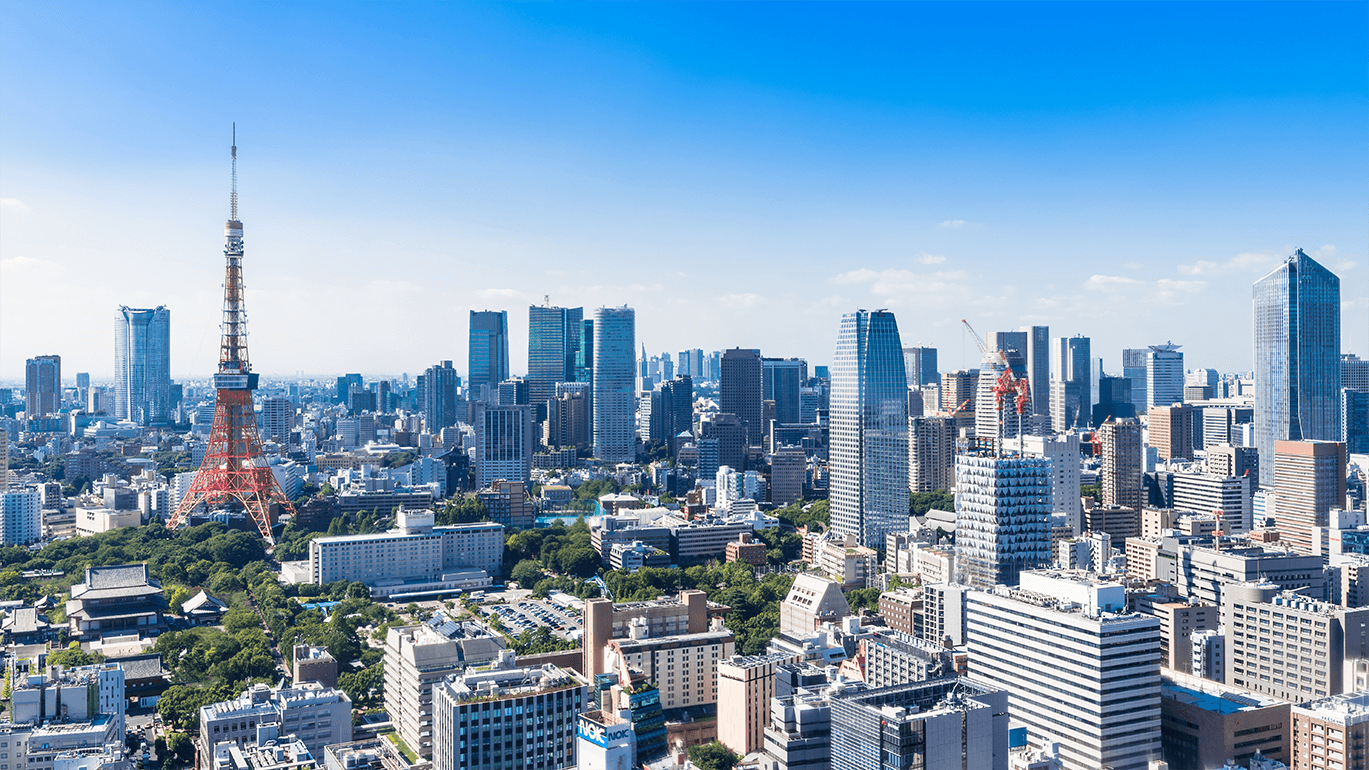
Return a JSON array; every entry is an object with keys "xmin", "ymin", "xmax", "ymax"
[{"xmin": 168, "ymin": 130, "xmax": 295, "ymax": 543}]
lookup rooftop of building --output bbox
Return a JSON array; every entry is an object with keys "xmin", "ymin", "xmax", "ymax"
[
  {"xmin": 1293, "ymin": 691, "xmax": 1369, "ymax": 726},
  {"xmin": 201, "ymin": 682, "xmax": 350, "ymax": 720},
  {"xmin": 442, "ymin": 657, "xmax": 584, "ymax": 701},
  {"xmin": 1160, "ymin": 669, "xmax": 1287, "ymax": 714},
  {"xmin": 720, "ymin": 652, "xmax": 797, "ymax": 669},
  {"xmin": 312, "ymin": 521, "xmax": 503, "ymax": 545}
]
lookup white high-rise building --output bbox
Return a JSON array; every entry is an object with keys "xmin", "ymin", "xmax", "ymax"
[
  {"xmin": 114, "ymin": 305, "xmax": 172, "ymax": 426},
  {"xmin": 968, "ymin": 571, "xmax": 1162, "ymax": 770},
  {"xmin": 830, "ymin": 309, "xmax": 909, "ymax": 548},
  {"xmin": 1004, "ymin": 433, "xmax": 1082, "ymax": 535},
  {"xmin": 955, "ymin": 453, "xmax": 1053, "ymax": 588},
  {"xmin": 2, "ymin": 486, "xmax": 41, "ymax": 546},
  {"xmin": 258, "ymin": 396, "xmax": 294, "ymax": 444},
  {"xmin": 593, "ymin": 306, "xmax": 636, "ymax": 462},
  {"xmin": 1146, "ymin": 342, "xmax": 1184, "ymax": 409}
]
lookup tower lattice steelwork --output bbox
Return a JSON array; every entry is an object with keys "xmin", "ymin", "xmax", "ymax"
[{"xmin": 168, "ymin": 132, "xmax": 294, "ymax": 542}]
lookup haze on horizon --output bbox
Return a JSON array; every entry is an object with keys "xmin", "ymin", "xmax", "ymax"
[{"xmin": 2, "ymin": 2, "xmax": 1366, "ymax": 383}]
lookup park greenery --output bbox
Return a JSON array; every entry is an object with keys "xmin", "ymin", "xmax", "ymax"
[{"xmin": 909, "ymin": 491, "xmax": 955, "ymax": 517}]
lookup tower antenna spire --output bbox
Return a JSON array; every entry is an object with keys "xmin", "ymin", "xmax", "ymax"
[{"xmin": 230, "ymin": 123, "xmax": 238, "ymax": 221}]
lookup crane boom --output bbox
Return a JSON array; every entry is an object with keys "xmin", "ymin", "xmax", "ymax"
[{"xmin": 961, "ymin": 318, "xmax": 1006, "ymax": 367}]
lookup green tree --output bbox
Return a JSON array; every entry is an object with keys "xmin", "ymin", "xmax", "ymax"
[
  {"xmin": 845, "ymin": 587, "xmax": 882, "ymax": 612},
  {"xmin": 46, "ymin": 648, "xmax": 106, "ymax": 668},
  {"xmin": 166, "ymin": 731, "xmax": 196, "ymax": 762},
  {"xmin": 687, "ymin": 742, "xmax": 740, "ymax": 770},
  {"xmin": 510, "ymin": 560, "xmax": 544, "ymax": 587}
]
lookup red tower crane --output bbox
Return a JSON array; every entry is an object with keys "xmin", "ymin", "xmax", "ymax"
[{"xmin": 168, "ymin": 130, "xmax": 296, "ymax": 544}]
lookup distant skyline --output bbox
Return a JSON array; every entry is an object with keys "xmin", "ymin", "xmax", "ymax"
[{"xmin": 2, "ymin": 2, "xmax": 1366, "ymax": 382}]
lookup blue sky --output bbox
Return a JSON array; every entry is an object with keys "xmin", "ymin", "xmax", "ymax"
[{"xmin": 2, "ymin": 2, "xmax": 1366, "ymax": 381}]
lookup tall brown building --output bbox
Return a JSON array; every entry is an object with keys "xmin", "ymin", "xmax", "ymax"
[
  {"xmin": 939, "ymin": 369, "xmax": 979, "ymax": 414},
  {"xmin": 1275, "ymin": 440, "xmax": 1348, "ymax": 555},
  {"xmin": 1149, "ymin": 403, "xmax": 1196, "ymax": 461},
  {"xmin": 721, "ymin": 348, "xmax": 763, "ymax": 453},
  {"xmin": 908, "ymin": 415, "xmax": 954, "ymax": 492},
  {"xmin": 1100, "ymin": 418, "xmax": 1143, "ymax": 511}
]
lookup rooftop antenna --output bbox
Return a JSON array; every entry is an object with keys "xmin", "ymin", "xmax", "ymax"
[{"xmin": 230, "ymin": 123, "xmax": 238, "ymax": 221}]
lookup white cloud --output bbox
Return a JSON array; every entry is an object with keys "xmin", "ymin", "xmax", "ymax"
[
  {"xmin": 1179, "ymin": 250, "xmax": 1283, "ymax": 276},
  {"xmin": 0, "ymin": 198, "xmax": 29, "ymax": 212},
  {"xmin": 1335, "ymin": 259, "xmax": 1358, "ymax": 272},
  {"xmin": 938, "ymin": 220, "xmax": 967, "ymax": 228},
  {"xmin": 918, "ymin": 253, "xmax": 947, "ymax": 265},
  {"xmin": 478, "ymin": 287, "xmax": 526, "ymax": 300},
  {"xmin": 715, "ymin": 293, "xmax": 764, "ymax": 309},
  {"xmin": 1084, "ymin": 275, "xmax": 1143, "ymax": 293},
  {"xmin": 0, "ymin": 255, "xmax": 59, "ymax": 271}
]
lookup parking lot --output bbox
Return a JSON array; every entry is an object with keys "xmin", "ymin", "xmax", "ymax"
[{"xmin": 484, "ymin": 597, "xmax": 583, "ymax": 639}]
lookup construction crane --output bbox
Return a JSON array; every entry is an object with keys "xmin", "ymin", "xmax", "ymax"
[{"xmin": 961, "ymin": 318, "xmax": 1007, "ymax": 368}]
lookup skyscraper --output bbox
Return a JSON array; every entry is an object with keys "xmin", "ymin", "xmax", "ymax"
[
  {"xmin": 1274, "ymin": 440, "xmax": 1347, "ymax": 555},
  {"xmin": 527, "ymin": 303, "xmax": 583, "ymax": 418},
  {"xmin": 762, "ymin": 357, "xmax": 806, "ymax": 426},
  {"xmin": 721, "ymin": 349, "xmax": 763, "ymax": 453},
  {"xmin": 955, "ymin": 453, "xmax": 1052, "ymax": 588},
  {"xmin": 1050, "ymin": 336, "xmax": 1091, "ymax": 430},
  {"xmin": 592, "ymin": 306, "xmax": 636, "ymax": 462},
  {"xmin": 1122, "ymin": 348, "xmax": 1149, "ymax": 415},
  {"xmin": 474, "ymin": 402, "xmax": 532, "ymax": 488},
  {"xmin": 1100, "ymin": 418, "xmax": 1143, "ymax": 513},
  {"xmin": 24, "ymin": 355, "xmax": 61, "ymax": 417},
  {"xmin": 114, "ymin": 305, "xmax": 172, "ymax": 426},
  {"xmin": 1254, "ymin": 248, "xmax": 1342, "ymax": 487},
  {"xmin": 901, "ymin": 346, "xmax": 939, "ymax": 389},
  {"xmin": 991, "ymin": 331, "xmax": 1028, "ymax": 378},
  {"xmin": 1146, "ymin": 342, "xmax": 1184, "ymax": 409},
  {"xmin": 468, "ymin": 310, "xmax": 509, "ymax": 396},
  {"xmin": 576, "ymin": 318, "xmax": 594, "ymax": 384},
  {"xmin": 1022, "ymin": 326, "xmax": 1050, "ymax": 417},
  {"xmin": 423, "ymin": 361, "xmax": 459, "ymax": 431},
  {"xmin": 830, "ymin": 310, "xmax": 909, "ymax": 548}
]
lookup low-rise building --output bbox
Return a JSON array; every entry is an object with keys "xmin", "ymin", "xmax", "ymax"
[
  {"xmin": 200, "ymin": 682, "xmax": 352, "ymax": 760},
  {"xmin": 1160, "ymin": 668, "xmax": 1290, "ymax": 770},
  {"xmin": 718, "ymin": 653, "xmax": 800, "ymax": 756},
  {"xmin": 384, "ymin": 624, "xmax": 504, "ymax": 761},
  {"xmin": 811, "ymin": 533, "xmax": 878, "ymax": 589},
  {"xmin": 860, "ymin": 627, "xmax": 955, "ymax": 688},
  {"xmin": 725, "ymin": 532, "xmax": 767, "ymax": 567},
  {"xmin": 320, "ymin": 738, "xmax": 415, "ymax": 770},
  {"xmin": 292, "ymin": 645, "xmax": 338, "ymax": 689},
  {"xmin": 608, "ymin": 540, "xmax": 671, "ymax": 572},
  {"xmin": 604, "ymin": 621, "xmax": 735, "ymax": 711},
  {"xmin": 877, "ymin": 588, "xmax": 922, "ymax": 638},
  {"xmin": 475, "ymin": 480, "xmax": 534, "ymax": 531},
  {"xmin": 829, "ymin": 676, "xmax": 1008, "ymax": 770},
  {"xmin": 1135, "ymin": 596, "xmax": 1218, "ymax": 675},
  {"xmin": 1221, "ymin": 582, "xmax": 1369, "ymax": 705},
  {"xmin": 778, "ymin": 575, "xmax": 852, "ymax": 638},
  {"xmin": 1290, "ymin": 691, "xmax": 1369, "ymax": 770},
  {"xmin": 308, "ymin": 510, "xmax": 503, "ymax": 597},
  {"xmin": 64, "ymin": 564, "xmax": 167, "ymax": 641},
  {"xmin": 210, "ymin": 724, "xmax": 316, "ymax": 770},
  {"xmin": 431, "ymin": 653, "xmax": 588, "ymax": 770}
]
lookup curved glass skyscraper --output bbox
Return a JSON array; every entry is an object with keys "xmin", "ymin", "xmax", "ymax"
[
  {"xmin": 1253, "ymin": 249, "xmax": 1341, "ymax": 486},
  {"xmin": 593, "ymin": 306, "xmax": 636, "ymax": 462},
  {"xmin": 115, "ymin": 305, "xmax": 172, "ymax": 426},
  {"xmin": 830, "ymin": 309, "xmax": 909, "ymax": 547}
]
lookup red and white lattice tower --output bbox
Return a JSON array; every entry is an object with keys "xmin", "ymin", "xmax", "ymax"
[{"xmin": 168, "ymin": 131, "xmax": 294, "ymax": 543}]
